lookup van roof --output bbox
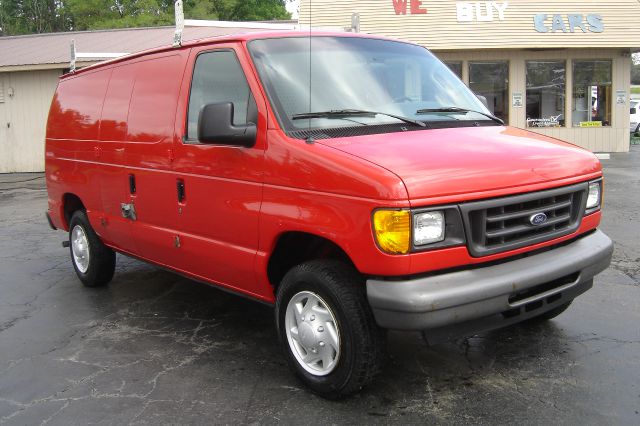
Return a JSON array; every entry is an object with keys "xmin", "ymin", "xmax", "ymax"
[{"xmin": 60, "ymin": 31, "xmax": 400, "ymax": 79}]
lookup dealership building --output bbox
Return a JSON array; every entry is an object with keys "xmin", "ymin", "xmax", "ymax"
[
  {"xmin": 300, "ymin": 0, "xmax": 640, "ymax": 153},
  {"xmin": 1, "ymin": 1, "xmax": 639, "ymax": 173}
]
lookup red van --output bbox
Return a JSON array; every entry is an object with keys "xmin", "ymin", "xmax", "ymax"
[{"xmin": 45, "ymin": 32, "xmax": 613, "ymax": 398}]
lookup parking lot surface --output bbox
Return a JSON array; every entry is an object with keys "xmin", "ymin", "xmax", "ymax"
[{"xmin": 0, "ymin": 148, "xmax": 639, "ymax": 425}]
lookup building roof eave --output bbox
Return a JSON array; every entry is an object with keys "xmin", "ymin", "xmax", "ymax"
[{"xmin": 0, "ymin": 61, "xmax": 98, "ymax": 73}]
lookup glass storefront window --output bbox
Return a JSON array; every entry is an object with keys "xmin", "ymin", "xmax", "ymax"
[
  {"xmin": 469, "ymin": 61, "xmax": 509, "ymax": 123},
  {"xmin": 444, "ymin": 61, "xmax": 463, "ymax": 79},
  {"xmin": 526, "ymin": 61, "xmax": 565, "ymax": 128},
  {"xmin": 572, "ymin": 60, "xmax": 612, "ymax": 127}
]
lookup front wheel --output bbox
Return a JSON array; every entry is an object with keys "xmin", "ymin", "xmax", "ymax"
[
  {"xmin": 68, "ymin": 210, "xmax": 116, "ymax": 287},
  {"xmin": 275, "ymin": 260, "xmax": 386, "ymax": 399}
]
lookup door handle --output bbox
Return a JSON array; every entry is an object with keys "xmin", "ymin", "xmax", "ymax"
[
  {"xmin": 177, "ymin": 179, "xmax": 186, "ymax": 203},
  {"xmin": 128, "ymin": 174, "xmax": 136, "ymax": 194}
]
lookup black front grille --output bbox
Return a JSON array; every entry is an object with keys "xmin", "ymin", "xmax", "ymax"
[{"xmin": 460, "ymin": 182, "xmax": 589, "ymax": 257}]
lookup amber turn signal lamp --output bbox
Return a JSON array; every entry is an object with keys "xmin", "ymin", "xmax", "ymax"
[{"xmin": 373, "ymin": 209, "xmax": 411, "ymax": 255}]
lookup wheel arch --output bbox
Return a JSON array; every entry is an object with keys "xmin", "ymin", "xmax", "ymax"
[
  {"xmin": 62, "ymin": 193, "xmax": 86, "ymax": 230},
  {"xmin": 266, "ymin": 231, "xmax": 356, "ymax": 290}
]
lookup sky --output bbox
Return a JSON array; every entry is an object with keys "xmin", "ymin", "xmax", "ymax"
[{"xmin": 287, "ymin": 0, "xmax": 300, "ymax": 19}]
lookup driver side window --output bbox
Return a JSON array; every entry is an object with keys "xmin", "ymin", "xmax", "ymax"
[{"xmin": 187, "ymin": 50, "xmax": 257, "ymax": 141}]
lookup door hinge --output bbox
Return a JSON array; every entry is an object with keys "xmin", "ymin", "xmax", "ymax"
[{"xmin": 120, "ymin": 203, "xmax": 137, "ymax": 220}]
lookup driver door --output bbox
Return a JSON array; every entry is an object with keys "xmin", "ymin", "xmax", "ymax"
[{"xmin": 171, "ymin": 44, "xmax": 267, "ymax": 296}]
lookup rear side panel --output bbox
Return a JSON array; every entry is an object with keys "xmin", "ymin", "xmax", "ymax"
[{"xmin": 46, "ymin": 68, "xmax": 111, "ymax": 230}]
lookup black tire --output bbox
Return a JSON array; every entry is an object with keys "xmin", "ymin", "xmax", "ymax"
[
  {"xmin": 275, "ymin": 260, "xmax": 386, "ymax": 399},
  {"xmin": 68, "ymin": 210, "xmax": 116, "ymax": 287},
  {"xmin": 526, "ymin": 301, "xmax": 572, "ymax": 323}
]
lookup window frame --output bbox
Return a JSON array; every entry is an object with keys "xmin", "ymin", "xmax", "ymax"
[
  {"xmin": 467, "ymin": 60, "xmax": 510, "ymax": 124},
  {"xmin": 524, "ymin": 59, "xmax": 567, "ymax": 129},
  {"xmin": 443, "ymin": 61, "xmax": 463, "ymax": 80},
  {"xmin": 570, "ymin": 59, "xmax": 613, "ymax": 128},
  {"xmin": 184, "ymin": 47, "xmax": 257, "ymax": 144}
]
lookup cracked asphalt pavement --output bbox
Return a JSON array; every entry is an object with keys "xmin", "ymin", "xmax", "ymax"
[{"xmin": 1, "ymin": 147, "xmax": 639, "ymax": 425}]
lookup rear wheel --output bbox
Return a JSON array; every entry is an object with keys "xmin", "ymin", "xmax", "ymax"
[
  {"xmin": 275, "ymin": 260, "xmax": 386, "ymax": 399},
  {"xmin": 68, "ymin": 210, "xmax": 115, "ymax": 287}
]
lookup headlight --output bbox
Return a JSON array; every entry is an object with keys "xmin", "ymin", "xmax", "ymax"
[
  {"xmin": 586, "ymin": 180, "xmax": 602, "ymax": 212},
  {"xmin": 413, "ymin": 211, "xmax": 445, "ymax": 246},
  {"xmin": 373, "ymin": 207, "xmax": 465, "ymax": 255},
  {"xmin": 372, "ymin": 209, "xmax": 410, "ymax": 254}
]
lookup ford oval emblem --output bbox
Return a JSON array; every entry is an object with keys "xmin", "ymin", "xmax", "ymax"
[{"xmin": 529, "ymin": 212, "xmax": 548, "ymax": 226}]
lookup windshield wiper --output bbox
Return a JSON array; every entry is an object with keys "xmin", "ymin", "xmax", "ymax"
[
  {"xmin": 416, "ymin": 107, "xmax": 504, "ymax": 125},
  {"xmin": 292, "ymin": 109, "xmax": 426, "ymax": 127}
]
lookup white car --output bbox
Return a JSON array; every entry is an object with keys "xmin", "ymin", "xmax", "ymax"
[{"xmin": 631, "ymin": 100, "xmax": 640, "ymax": 133}]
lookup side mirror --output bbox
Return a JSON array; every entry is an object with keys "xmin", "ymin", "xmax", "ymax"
[
  {"xmin": 476, "ymin": 94, "xmax": 489, "ymax": 109},
  {"xmin": 198, "ymin": 102, "xmax": 256, "ymax": 147}
]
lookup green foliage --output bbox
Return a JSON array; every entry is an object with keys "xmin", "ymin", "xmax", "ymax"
[
  {"xmin": 632, "ymin": 64, "xmax": 640, "ymax": 86},
  {"xmin": 0, "ymin": 0, "xmax": 69, "ymax": 35},
  {"xmin": 230, "ymin": 0, "xmax": 291, "ymax": 21},
  {"xmin": 0, "ymin": 0, "xmax": 291, "ymax": 35},
  {"xmin": 65, "ymin": 0, "xmax": 175, "ymax": 30}
]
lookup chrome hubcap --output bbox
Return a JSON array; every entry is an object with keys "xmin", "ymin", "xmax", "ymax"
[
  {"xmin": 285, "ymin": 291, "xmax": 340, "ymax": 376},
  {"xmin": 71, "ymin": 225, "xmax": 90, "ymax": 273}
]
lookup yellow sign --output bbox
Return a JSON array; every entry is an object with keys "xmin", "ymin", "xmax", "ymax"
[{"xmin": 580, "ymin": 121, "xmax": 602, "ymax": 127}]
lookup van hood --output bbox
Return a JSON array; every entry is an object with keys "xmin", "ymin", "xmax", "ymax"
[{"xmin": 318, "ymin": 126, "xmax": 601, "ymax": 201}]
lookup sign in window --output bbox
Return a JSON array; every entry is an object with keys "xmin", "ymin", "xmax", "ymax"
[
  {"xmin": 469, "ymin": 61, "xmax": 509, "ymax": 123},
  {"xmin": 526, "ymin": 61, "xmax": 565, "ymax": 128},
  {"xmin": 572, "ymin": 60, "xmax": 612, "ymax": 127}
]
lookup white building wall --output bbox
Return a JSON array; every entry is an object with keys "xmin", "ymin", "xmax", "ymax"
[
  {"xmin": 299, "ymin": 0, "xmax": 640, "ymax": 51},
  {"xmin": 0, "ymin": 69, "xmax": 61, "ymax": 173}
]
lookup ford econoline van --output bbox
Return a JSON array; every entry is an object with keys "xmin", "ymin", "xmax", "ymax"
[{"xmin": 45, "ymin": 32, "xmax": 613, "ymax": 398}]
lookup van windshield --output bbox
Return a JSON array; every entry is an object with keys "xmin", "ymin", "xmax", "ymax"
[{"xmin": 248, "ymin": 36, "xmax": 496, "ymax": 132}]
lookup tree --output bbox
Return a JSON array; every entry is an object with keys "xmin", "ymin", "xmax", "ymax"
[
  {"xmin": 229, "ymin": 0, "xmax": 291, "ymax": 21},
  {"xmin": 0, "ymin": 0, "xmax": 68, "ymax": 35},
  {"xmin": 0, "ymin": 0, "xmax": 291, "ymax": 35},
  {"xmin": 65, "ymin": 0, "xmax": 175, "ymax": 30},
  {"xmin": 632, "ymin": 64, "xmax": 640, "ymax": 86},
  {"xmin": 632, "ymin": 53, "xmax": 640, "ymax": 85}
]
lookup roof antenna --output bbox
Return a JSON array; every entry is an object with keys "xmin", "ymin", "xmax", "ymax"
[
  {"xmin": 173, "ymin": 0, "xmax": 184, "ymax": 47},
  {"xmin": 305, "ymin": 0, "xmax": 314, "ymax": 145}
]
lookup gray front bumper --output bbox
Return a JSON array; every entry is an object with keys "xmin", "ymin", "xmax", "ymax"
[{"xmin": 367, "ymin": 230, "xmax": 613, "ymax": 339}]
